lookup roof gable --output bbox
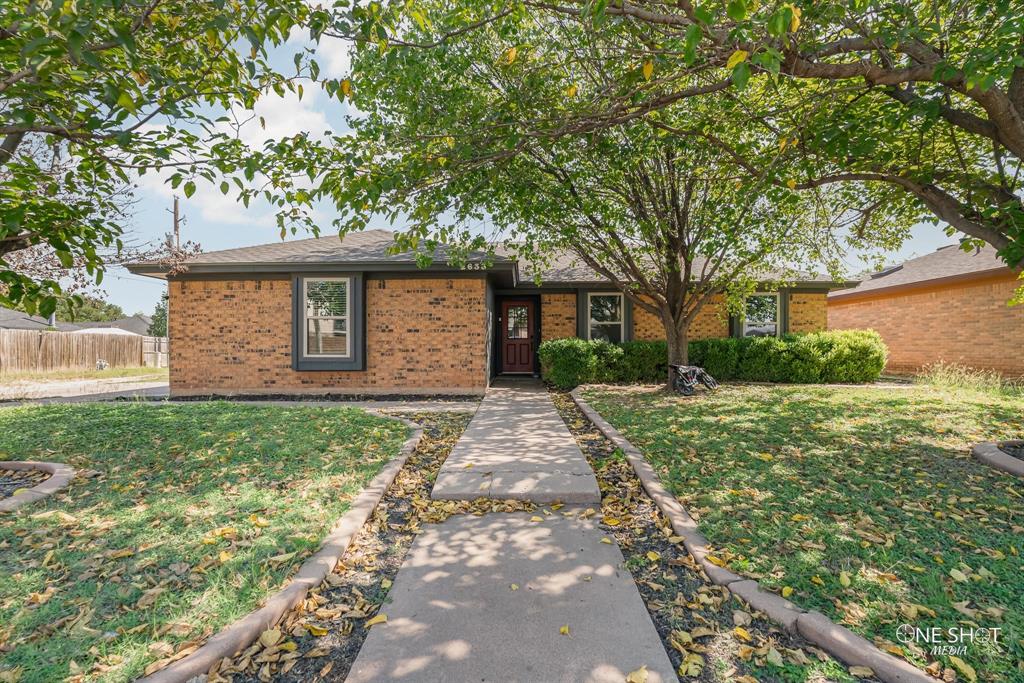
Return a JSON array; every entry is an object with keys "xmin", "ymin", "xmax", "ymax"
[{"xmin": 830, "ymin": 244, "xmax": 1012, "ymax": 299}]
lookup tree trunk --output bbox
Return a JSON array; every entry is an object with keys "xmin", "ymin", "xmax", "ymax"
[{"xmin": 663, "ymin": 316, "xmax": 689, "ymax": 388}]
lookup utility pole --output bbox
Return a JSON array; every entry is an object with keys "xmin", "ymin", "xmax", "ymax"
[{"xmin": 171, "ymin": 196, "xmax": 181, "ymax": 250}]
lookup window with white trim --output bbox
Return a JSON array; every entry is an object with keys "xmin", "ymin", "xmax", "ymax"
[
  {"xmin": 742, "ymin": 293, "xmax": 779, "ymax": 337},
  {"xmin": 587, "ymin": 292, "xmax": 624, "ymax": 343},
  {"xmin": 303, "ymin": 278, "xmax": 351, "ymax": 357}
]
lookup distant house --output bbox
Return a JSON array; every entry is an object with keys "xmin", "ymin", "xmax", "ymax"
[
  {"xmin": 828, "ymin": 245, "xmax": 1023, "ymax": 376},
  {"xmin": 127, "ymin": 229, "xmax": 848, "ymax": 397},
  {"xmin": 0, "ymin": 306, "xmax": 81, "ymax": 331},
  {"xmin": 0, "ymin": 306, "xmax": 154, "ymax": 336},
  {"xmin": 74, "ymin": 314, "xmax": 153, "ymax": 336}
]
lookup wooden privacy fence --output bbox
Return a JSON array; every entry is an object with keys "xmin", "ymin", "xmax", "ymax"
[{"xmin": 0, "ymin": 330, "xmax": 169, "ymax": 374}]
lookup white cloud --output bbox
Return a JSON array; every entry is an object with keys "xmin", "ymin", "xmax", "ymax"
[
  {"xmin": 135, "ymin": 166, "xmax": 276, "ymax": 229},
  {"xmin": 220, "ymin": 82, "xmax": 336, "ymax": 148}
]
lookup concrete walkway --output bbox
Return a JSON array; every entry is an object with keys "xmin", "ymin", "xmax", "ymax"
[
  {"xmin": 431, "ymin": 380, "xmax": 600, "ymax": 504},
  {"xmin": 349, "ymin": 511, "xmax": 676, "ymax": 683},
  {"xmin": 348, "ymin": 381, "xmax": 677, "ymax": 682}
]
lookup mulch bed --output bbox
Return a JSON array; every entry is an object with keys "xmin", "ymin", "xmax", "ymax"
[
  {"xmin": 0, "ymin": 466, "xmax": 49, "ymax": 500},
  {"xmin": 213, "ymin": 412, "xmax": 537, "ymax": 683},
  {"xmin": 549, "ymin": 390, "xmax": 874, "ymax": 683},
  {"xmin": 998, "ymin": 440, "xmax": 1024, "ymax": 461}
]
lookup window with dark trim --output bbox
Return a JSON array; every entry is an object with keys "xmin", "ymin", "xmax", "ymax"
[
  {"xmin": 587, "ymin": 292, "xmax": 624, "ymax": 343},
  {"xmin": 742, "ymin": 293, "xmax": 780, "ymax": 337},
  {"xmin": 293, "ymin": 274, "xmax": 365, "ymax": 371},
  {"xmin": 304, "ymin": 278, "xmax": 351, "ymax": 357}
]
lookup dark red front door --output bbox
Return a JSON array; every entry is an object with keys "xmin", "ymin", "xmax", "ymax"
[{"xmin": 501, "ymin": 300, "xmax": 535, "ymax": 373}]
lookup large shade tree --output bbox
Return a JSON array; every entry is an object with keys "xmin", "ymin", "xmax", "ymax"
[
  {"xmin": 304, "ymin": 14, "xmax": 912, "ymax": 379},
  {"xmin": 489, "ymin": 124, "xmax": 869, "ymax": 376},
  {"xmin": 323, "ymin": 0, "xmax": 1024, "ymax": 275},
  {"xmin": 0, "ymin": 0, "xmax": 332, "ymax": 315}
]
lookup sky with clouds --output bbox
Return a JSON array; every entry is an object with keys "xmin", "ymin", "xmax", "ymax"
[{"xmin": 104, "ymin": 34, "xmax": 952, "ymax": 316}]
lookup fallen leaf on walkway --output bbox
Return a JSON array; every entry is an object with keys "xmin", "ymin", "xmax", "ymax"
[
  {"xmin": 625, "ymin": 665, "xmax": 648, "ymax": 682},
  {"xmin": 559, "ymin": 625, "xmax": 570, "ymax": 636},
  {"xmin": 365, "ymin": 614, "xmax": 387, "ymax": 628},
  {"xmin": 509, "ymin": 584, "xmax": 519, "ymax": 591},
  {"xmin": 849, "ymin": 665, "xmax": 875, "ymax": 677},
  {"xmin": 530, "ymin": 516, "xmax": 543, "ymax": 523},
  {"xmin": 600, "ymin": 537, "xmax": 612, "ymax": 544}
]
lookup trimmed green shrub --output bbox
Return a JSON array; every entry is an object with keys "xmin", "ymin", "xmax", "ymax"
[
  {"xmin": 779, "ymin": 333, "xmax": 825, "ymax": 383},
  {"xmin": 737, "ymin": 336, "xmax": 787, "ymax": 382},
  {"xmin": 538, "ymin": 330, "xmax": 887, "ymax": 388},
  {"xmin": 537, "ymin": 338, "xmax": 597, "ymax": 389},
  {"xmin": 691, "ymin": 338, "xmax": 740, "ymax": 380},
  {"xmin": 591, "ymin": 341, "xmax": 625, "ymax": 383},
  {"xmin": 809, "ymin": 329, "xmax": 888, "ymax": 383},
  {"xmin": 618, "ymin": 340, "xmax": 668, "ymax": 383}
]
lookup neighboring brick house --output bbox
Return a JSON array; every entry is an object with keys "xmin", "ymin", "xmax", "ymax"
[
  {"xmin": 828, "ymin": 245, "xmax": 1023, "ymax": 376},
  {"xmin": 128, "ymin": 230, "xmax": 843, "ymax": 396}
]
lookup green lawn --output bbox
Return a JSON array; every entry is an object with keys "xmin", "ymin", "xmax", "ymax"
[
  {"xmin": 582, "ymin": 384, "xmax": 1023, "ymax": 682},
  {"xmin": 0, "ymin": 403, "xmax": 408, "ymax": 683}
]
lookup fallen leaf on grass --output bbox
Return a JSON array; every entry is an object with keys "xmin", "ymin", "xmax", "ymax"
[
  {"xmin": 380, "ymin": 578, "xmax": 392, "ymax": 590},
  {"xmin": 781, "ymin": 586, "xmax": 794, "ymax": 598},
  {"xmin": 949, "ymin": 656, "xmax": 977, "ymax": 682}
]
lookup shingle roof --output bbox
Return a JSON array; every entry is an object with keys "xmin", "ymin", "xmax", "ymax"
[
  {"xmin": 520, "ymin": 249, "xmax": 840, "ymax": 286},
  {"xmin": 0, "ymin": 306, "xmax": 83, "ymax": 331},
  {"xmin": 164, "ymin": 229, "xmax": 513, "ymax": 267},
  {"xmin": 75, "ymin": 314, "xmax": 153, "ymax": 336},
  {"xmin": 829, "ymin": 244, "xmax": 1013, "ymax": 300},
  {"xmin": 128, "ymin": 228, "xmax": 844, "ymax": 287}
]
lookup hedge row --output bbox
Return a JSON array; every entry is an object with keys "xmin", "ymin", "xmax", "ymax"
[{"xmin": 537, "ymin": 330, "xmax": 888, "ymax": 389}]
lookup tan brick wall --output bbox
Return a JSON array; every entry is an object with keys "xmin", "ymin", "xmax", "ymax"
[
  {"xmin": 789, "ymin": 292, "xmax": 828, "ymax": 333},
  {"xmin": 540, "ymin": 293, "xmax": 576, "ymax": 341},
  {"xmin": 827, "ymin": 274, "xmax": 1024, "ymax": 376},
  {"xmin": 168, "ymin": 276, "xmax": 490, "ymax": 395},
  {"xmin": 632, "ymin": 295, "xmax": 731, "ymax": 341}
]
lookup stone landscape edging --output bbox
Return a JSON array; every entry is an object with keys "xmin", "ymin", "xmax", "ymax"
[
  {"xmin": 139, "ymin": 413, "xmax": 425, "ymax": 683},
  {"xmin": 0, "ymin": 461, "xmax": 76, "ymax": 512},
  {"xmin": 569, "ymin": 388, "xmax": 934, "ymax": 683},
  {"xmin": 971, "ymin": 440, "xmax": 1024, "ymax": 479}
]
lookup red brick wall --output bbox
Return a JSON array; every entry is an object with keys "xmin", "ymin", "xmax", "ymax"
[
  {"xmin": 827, "ymin": 274, "xmax": 1023, "ymax": 376},
  {"xmin": 541, "ymin": 293, "xmax": 576, "ymax": 341},
  {"xmin": 168, "ymin": 276, "xmax": 490, "ymax": 395},
  {"xmin": 789, "ymin": 292, "xmax": 828, "ymax": 333},
  {"xmin": 632, "ymin": 295, "xmax": 731, "ymax": 341}
]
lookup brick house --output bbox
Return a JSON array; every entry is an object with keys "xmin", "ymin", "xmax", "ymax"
[
  {"xmin": 128, "ymin": 230, "xmax": 843, "ymax": 396},
  {"xmin": 828, "ymin": 244, "xmax": 1023, "ymax": 376}
]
